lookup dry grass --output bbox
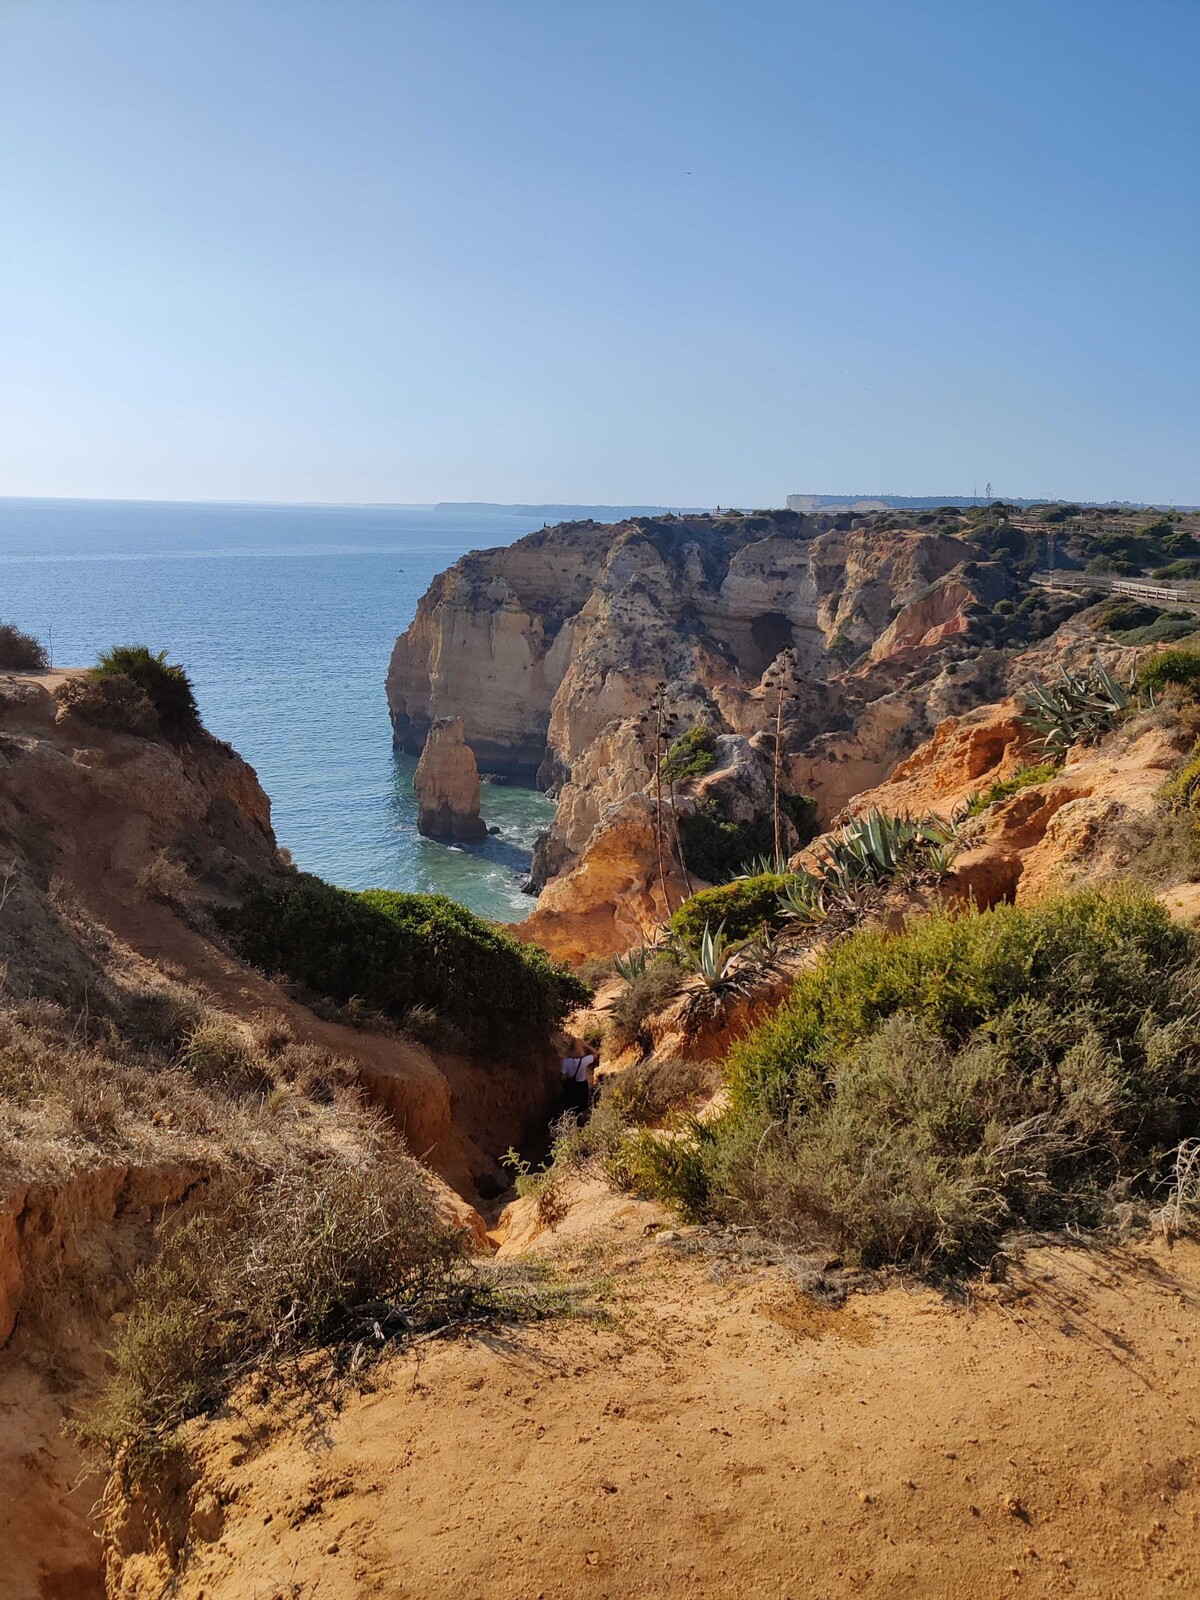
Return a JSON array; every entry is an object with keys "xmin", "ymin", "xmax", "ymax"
[
  {"xmin": 604, "ymin": 1056, "xmax": 721, "ymax": 1126},
  {"xmin": 0, "ymin": 984, "xmax": 372, "ymax": 1192},
  {"xmin": 137, "ymin": 851, "xmax": 192, "ymax": 905},
  {"xmin": 76, "ymin": 1150, "xmax": 468, "ymax": 1452}
]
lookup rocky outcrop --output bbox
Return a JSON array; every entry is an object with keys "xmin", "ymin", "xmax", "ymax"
[
  {"xmin": 386, "ymin": 521, "xmax": 615, "ymax": 777},
  {"xmin": 389, "ymin": 510, "xmax": 1024, "ymax": 959},
  {"xmin": 837, "ymin": 684, "xmax": 1186, "ymax": 912},
  {"xmin": 514, "ymin": 792, "xmax": 691, "ymax": 964},
  {"xmin": 414, "ymin": 717, "xmax": 486, "ymax": 840}
]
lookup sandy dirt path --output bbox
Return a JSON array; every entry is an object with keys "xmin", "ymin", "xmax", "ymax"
[{"xmin": 122, "ymin": 1184, "xmax": 1200, "ymax": 1600}]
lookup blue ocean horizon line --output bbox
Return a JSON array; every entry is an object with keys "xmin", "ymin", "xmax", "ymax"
[
  {"xmin": 0, "ymin": 544, "xmax": 465, "ymax": 567},
  {"xmin": 0, "ymin": 495, "xmax": 714, "ymax": 516},
  {"xmin": 0, "ymin": 495, "xmax": 442, "ymax": 511}
]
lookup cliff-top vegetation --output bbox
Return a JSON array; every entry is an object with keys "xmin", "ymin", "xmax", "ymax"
[
  {"xmin": 223, "ymin": 873, "xmax": 589, "ymax": 1050},
  {"xmin": 54, "ymin": 643, "xmax": 203, "ymax": 743},
  {"xmin": 0, "ymin": 622, "xmax": 50, "ymax": 672},
  {"xmin": 618, "ymin": 887, "xmax": 1200, "ymax": 1273}
]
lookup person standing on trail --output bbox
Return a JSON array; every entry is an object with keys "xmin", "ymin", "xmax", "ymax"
[{"xmin": 560, "ymin": 1049, "xmax": 597, "ymax": 1119}]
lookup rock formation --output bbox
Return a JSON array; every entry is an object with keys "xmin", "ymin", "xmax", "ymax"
[
  {"xmin": 413, "ymin": 716, "xmax": 487, "ymax": 840},
  {"xmin": 389, "ymin": 508, "xmax": 1022, "ymax": 956}
]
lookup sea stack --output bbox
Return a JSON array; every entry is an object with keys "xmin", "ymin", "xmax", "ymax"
[{"xmin": 414, "ymin": 716, "xmax": 487, "ymax": 840}]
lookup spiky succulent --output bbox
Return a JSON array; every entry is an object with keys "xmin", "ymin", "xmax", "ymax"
[{"xmin": 1019, "ymin": 664, "xmax": 1132, "ymax": 759}]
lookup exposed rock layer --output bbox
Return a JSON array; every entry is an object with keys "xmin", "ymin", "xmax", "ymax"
[{"xmin": 389, "ymin": 510, "xmax": 1016, "ymax": 954}]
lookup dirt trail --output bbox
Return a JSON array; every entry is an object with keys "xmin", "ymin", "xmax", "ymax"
[{"xmin": 116, "ymin": 1181, "xmax": 1200, "ymax": 1600}]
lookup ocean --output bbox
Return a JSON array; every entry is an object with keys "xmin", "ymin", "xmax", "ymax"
[{"xmin": 0, "ymin": 498, "xmax": 557, "ymax": 922}]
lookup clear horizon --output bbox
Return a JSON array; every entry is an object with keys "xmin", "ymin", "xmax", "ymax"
[
  {"xmin": 3, "ymin": 1, "xmax": 1198, "ymax": 507},
  {"xmin": 2, "ymin": 491, "xmax": 1199, "ymax": 513}
]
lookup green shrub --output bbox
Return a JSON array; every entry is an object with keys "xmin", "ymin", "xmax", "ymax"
[
  {"xmin": 780, "ymin": 792, "xmax": 819, "ymax": 846},
  {"xmin": 1153, "ymin": 559, "xmax": 1200, "ymax": 581},
  {"xmin": 1086, "ymin": 554, "xmax": 1138, "ymax": 576},
  {"xmin": 94, "ymin": 645, "xmax": 201, "ymax": 742},
  {"xmin": 661, "ymin": 724, "xmax": 718, "ymax": 784},
  {"xmin": 222, "ymin": 874, "xmax": 589, "ymax": 1049},
  {"xmin": 963, "ymin": 761, "xmax": 1060, "ymax": 816},
  {"xmin": 1117, "ymin": 618, "xmax": 1198, "ymax": 647},
  {"xmin": 1160, "ymin": 528, "xmax": 1200, "ymax": 558},
  {"xmin": 1139, "ymin": 517, "xmax": 1174, "ymax": 541},
  {"xmin": 677, "ymin": 805, "xmax": 776, "ymax": 881},
  {"xmin": 0, "ymin": 622, "xmax": 49, "ymax": 671},
  {"xmin": 618, "ymin": 1119, "xmax": 716, "ymax": 1223},
  {"xmin": 667, "ymin": 873, "xmax": 792, "ymax": 947},
  {"xmin": 54, "ymin": 671, "xmax": 160, "ymax": 737},
  {"xmin": 1160, "ymin": 741, "xmax": 1200, "ymax": 813},
  {"xmin": 1138, "ymin": 649, "xmax": 1200, "ymax": 699},
  {"xmin": 1098, "ymin": 599, "xmax": 1162, "ymax": 634},
  {"xmin": 635, "ymin": 888, "xmax": 1200, "ymax": 1272}
]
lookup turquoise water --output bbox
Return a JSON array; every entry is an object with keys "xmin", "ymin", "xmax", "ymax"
[{"xmin": 0, "ymin": 499, "xmax": 555, "ymax": 921}]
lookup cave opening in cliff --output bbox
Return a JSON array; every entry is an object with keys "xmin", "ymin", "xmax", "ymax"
[{"xmin": 746, "ymin": 612, "xmax": 796, "ymax": 677}]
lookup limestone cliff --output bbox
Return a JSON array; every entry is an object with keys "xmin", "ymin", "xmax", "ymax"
[
  {"xmin": 414, "ymin": 716, "xmax": 486, "ymax": 840},
  {"xmin": 387, "ymin": 520, "xmax": 613, "ymax": 777},
  {"xmin": 389, "ymin": 509, "xmax": 1019, "ymax": 953}
]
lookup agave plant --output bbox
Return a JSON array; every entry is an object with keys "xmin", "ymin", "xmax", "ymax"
[
  {"xmin": 816, "ymin": 810, "xmax": 915, "ymax": 889},
  {"xmin": 614, "ymin": 944, "xmax": 652, "ymax": 981},
  {"xmin": 924, "ymin": 842, "xmax": 955, "ymax": 877},
  {"xmin": 674, "ymin": 920, "xmax": 759, "ymax": 992},
  {"xmin": 777, "ymin": 871, "xmax": 827, "ymax": 924},
  {"xmin": 803, "ymin": 807, "xmax": 959, "ymax": 911},
  {"xmin": 1019, "ymin": 664, "xmax": 1131, "ymax": 759},
  {"xmin": 738, "ymin": 851, "xmax": 792, "ymax": 879}
]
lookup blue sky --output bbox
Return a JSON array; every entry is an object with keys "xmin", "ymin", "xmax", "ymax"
[{"xmin": 2, "ymin": 1, "xmax": 1197, "ymax": 506}]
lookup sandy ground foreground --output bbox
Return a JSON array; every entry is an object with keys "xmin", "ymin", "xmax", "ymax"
[{"xmin": 139, "ymin": 1187, "xmax": 1200, "ymax": 1600}]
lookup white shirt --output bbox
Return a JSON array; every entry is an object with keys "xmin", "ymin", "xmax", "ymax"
[{"xmin": 561, "ymin": 1054, "xmax": 596, "ymax": 1083}]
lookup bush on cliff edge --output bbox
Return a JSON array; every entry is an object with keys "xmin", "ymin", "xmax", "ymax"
[
  {"xmin": 0, "ymin": 622, "xmax": 49, "ymax": 672},
  {"xmin": 222, "ymin": 873, "xmax": 589, "ymax": 1049},
  {"xmin": 625, "ymin": 887, "xmax": 1200, "ymax": 1271},
  {"xmin": 95, "ymin": 645, "xmax": 201, "ymax": 742}
]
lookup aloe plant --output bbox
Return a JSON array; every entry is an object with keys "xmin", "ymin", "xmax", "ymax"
[
  {"xmin": 674, "ymin": 920, "xmax": 758, "ymax": 992},
  {"xmin": 1020, "ymin": 664, "xmax": 1132, "ymax": 759},
  {"xmin": 777, "ymin": 872, "xmax": 827, "ymax": 924}
]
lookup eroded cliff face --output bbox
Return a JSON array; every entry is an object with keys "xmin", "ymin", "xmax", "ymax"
[
  {"xmin": 0, "ymin": 671, "xmax": 557, "ymax": 1599},
  {"xmin": 386, "ymin": 521, "xmax": 615, "ymax": 777},
  {"xmin": 389, "ymin": 510, "xmax": 1016, "ymax": 950}
]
